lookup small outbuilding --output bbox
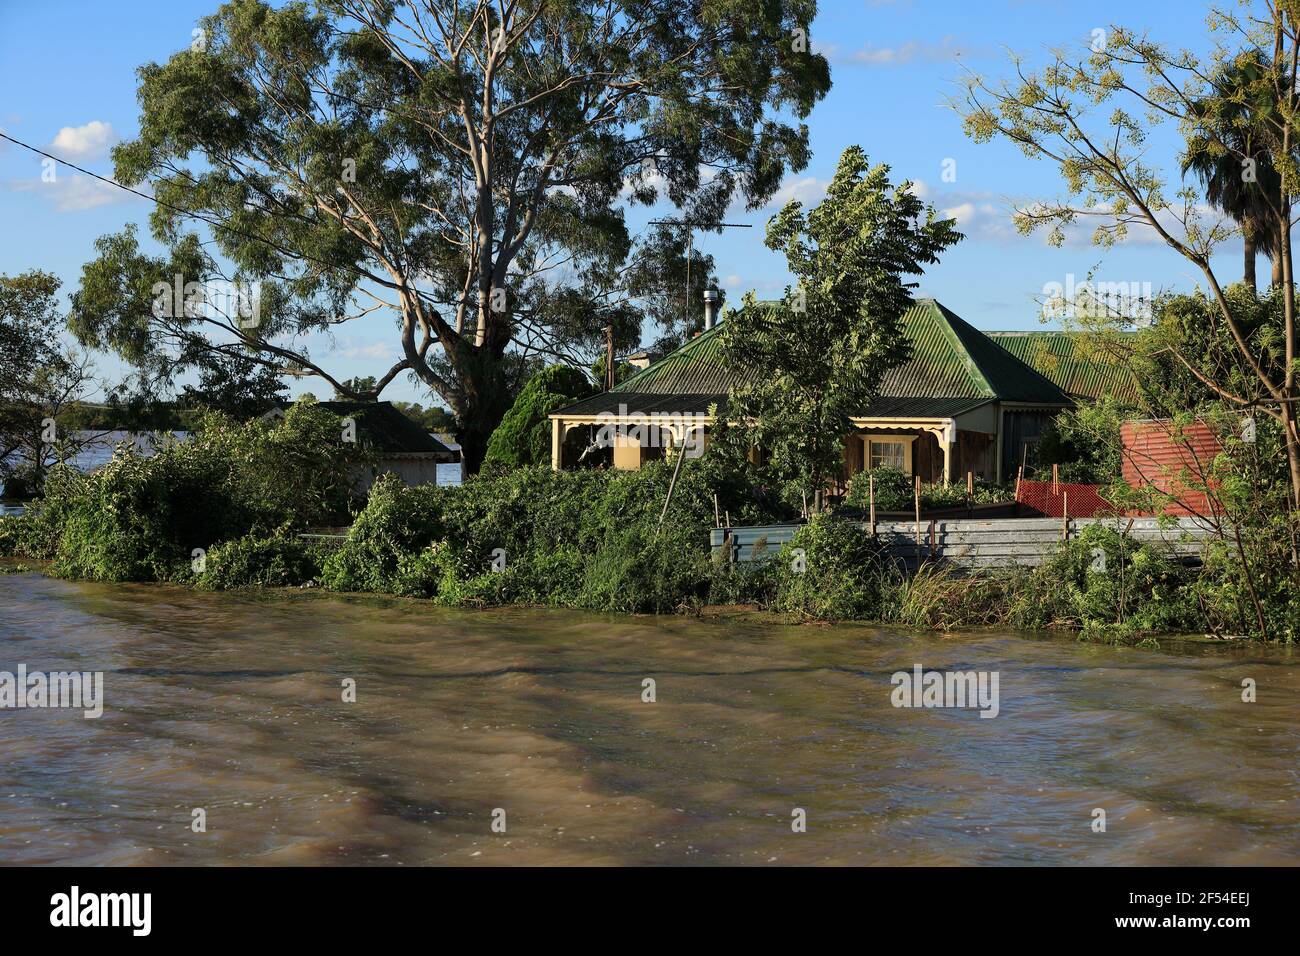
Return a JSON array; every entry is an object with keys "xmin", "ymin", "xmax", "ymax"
[{"xmin": 264, "ymin": 400, "xmax": 457, "ymax": 492}]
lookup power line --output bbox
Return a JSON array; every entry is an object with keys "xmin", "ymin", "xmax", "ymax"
[{"xmin": 0, "ymin": 130, "xmax": 334, "ymax": 275}]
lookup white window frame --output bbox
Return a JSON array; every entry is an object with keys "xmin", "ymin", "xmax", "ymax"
[{"xmin": 863, "ymin": 434, "xmax": 916, "ymax": 474}]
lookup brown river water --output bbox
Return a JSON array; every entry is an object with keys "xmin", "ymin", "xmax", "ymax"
[{"xmin": 1, "ymin": 569, "xmax": 1298, "ymax": 866}]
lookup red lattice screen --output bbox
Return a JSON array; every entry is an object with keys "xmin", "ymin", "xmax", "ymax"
[{"xmin": 1015, "ymin": 479, "xmax": 1118, "ymax": 518}]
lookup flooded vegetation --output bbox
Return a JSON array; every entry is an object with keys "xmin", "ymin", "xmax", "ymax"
[{"xmin": 2, "ymin": 569, "xmax": 1297, "ymax": 866}]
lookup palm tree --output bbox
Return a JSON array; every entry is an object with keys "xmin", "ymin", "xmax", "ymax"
[{"xmin": 1182, "ymin": 51, "xmax": 1287, "ymax": 291}]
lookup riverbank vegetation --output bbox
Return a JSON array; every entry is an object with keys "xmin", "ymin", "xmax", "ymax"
[{"xmin": 0, "ymin": 397, "xmax": 1291, "ymax": 640}]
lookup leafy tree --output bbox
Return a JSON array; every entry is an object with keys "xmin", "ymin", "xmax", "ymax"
[
  {"xmin": 483, "ymin": 364, "xmax": 594, "ymax": 468},
  {"xmin": 180, "ymin": 351, "xmax": 288, "ymax": 419},
  {"xmin": 333, "ymin": 376, "xmax": 378, "ymax": 400},
  {"xmin": 718, "ymin": 146, "xmax": 961, "ymax": 504},
  {"xmin": 391, "ymin": 401, "xmax": 456, "ymax": 432},
  {"xmin": 70, "ymin": 0, "xmax": 831, "ymax": 471},
  {"xmin": 0, "ymin": 271, "xmax": 98, "ymax": 496},
  {"xmin": 1037, "ymin": 395, "xmax": 1128, "ymax": 484},
  {"xmin": 955, "ymin": 6, "xmax": 1300, "ymax": 509}
]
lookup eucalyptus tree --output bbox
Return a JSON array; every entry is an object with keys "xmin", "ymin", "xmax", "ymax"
[
  {"xmin": 718, "ymin": 146, "xmax": 961, "ymax": 505},
  {"xmin": 956, "ymin": 4, "xmax": 1300, "ymax": 509},
  {"xmin": 0, "ymin": 272, "xmax": 98, "ymax": 493},
  {"xmin": 70, "ymin": 0, "xmax": 830, "ymax": 469}
]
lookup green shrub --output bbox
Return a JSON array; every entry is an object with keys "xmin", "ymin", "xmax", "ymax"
[
  {"xmin": 199, "ymin": 532, "xmax": 320, "ymax": 589},
  {"xmin": 578, "ymin": 523, "xmax": 710, "ymax": 613},
  {"xmin": 1009, "ymin": 524, "xmax": 1198, "ymax": 635},
  {"xmin": 1037, "ymin": 395, "xmax": 1127, "ymax": 485},
  {"xmin": 482, "ymin": 365, "xmax": 595, "ymax": 469},
  {"xmin": 322, "ymin": 456, "xmax": 790, "ymax": 612},
  {"xmin": 770, "ymin": 516, "xmax": 886, "ymax": 619},
  {"xmin": 36, "ymin": 404, "xmax": 362, "ymax": 583},
  {"xmin": 842, "ymin": 467, "xmax": 1012, "ymax": 512}
]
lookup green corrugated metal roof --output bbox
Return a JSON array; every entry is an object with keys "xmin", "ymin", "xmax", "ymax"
[
  {"xmin": 548, "ymin": 391, "xmax": 727, "ymax": 417},
  {"xmin": 858, "ymin": 396, "xmax": 994, "ymax": 419},
  {"xmin": 606, "ymin": 299, "xmax": 1069, "ymax": 404},
  {"xmin": 610, "ymin": 322, "xmax": 732, "ymax": 395},
  {"xmin": 987, "ymin": 331, "xmax": 1139, "ymax": 403}
]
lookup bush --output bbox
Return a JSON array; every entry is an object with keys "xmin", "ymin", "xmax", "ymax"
[
  {"xmin": 482, "ymin": 365, "xmax": 596, "ymax": 469},
  {"xmin": 842, "ymin": 467, "xmax": 1011, "ymax": 512},
  {"xmin": 199, "ymin": 532, "xmax": 320, "ymax": 589},
  {"xmin": 29, "ymin": 404, "xmax": 362, "ymax": 583},
  {"xmin": 1037, "ymin": 396, "xmax": 1126, "ymax": 484},
  {"xmin": 770, "ymin": 515, "xmax": 887, "ymax": 619},
  {"xmin": 1009, "ymin": 524, "xmax": 1199, "ymax": 635},
  {"xmin": 321, "ymin": 455, "xmax": 792, "ymax": 612}
]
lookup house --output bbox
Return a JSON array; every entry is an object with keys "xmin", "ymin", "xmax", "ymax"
[
  {"xmin": 264, "ymin": 400, "xmax": 457, "ymax": 492},
  {"xmin": 548, "ymin": 297, "xmax": 1072, "ymax": 485}
]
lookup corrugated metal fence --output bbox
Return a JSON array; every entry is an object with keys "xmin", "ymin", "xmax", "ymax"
[{"xmin": 710, "ymin": 516, "xmax": 1219, "ymax": 570}]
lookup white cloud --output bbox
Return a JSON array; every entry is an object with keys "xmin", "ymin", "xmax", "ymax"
[
  {"xmin": 50, "ymin": 120, "xmax": 116, "ymax": 159},
  {"xmin": 905, "ymin": 179, "xmax": 1019, "ymax": 242},
  {"xmin": 337, "ymin": 340, "xmax": 397, "ymax": 361},
  {"xmin": 765, "ymin": 175, "xmax": 830, "ymax": 209},
  {"xmin": 10, "ymin": 172, "xmax": 135, "ymax": 212},
  {"xmin": 816, "ymin": 36, "xmax": 982, "ymax": 68}
]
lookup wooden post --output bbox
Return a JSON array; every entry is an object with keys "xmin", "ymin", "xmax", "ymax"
[
  {"xmin": 929, "ymin": 518, "xmax": 936, "ymax": 558},
  {"xmin": 713, "ymin": 493, "xmax": 720, "ymax": 529},
  {"xmin": 801, "ymin": 490, "xmax": 808, "ymax": 520},
  {"xmin": 550, "ymin": 418, "xmax": 563, "ymax": 471},
  {"xmin": 1061, "ymin": 490, "xmax": 1069, "ymax": 541},
  {"xmin": 1052, "ymin": 463, "xmax": 1059, "ymax": 495},
  {"xmin": 966, "ymin": 470, "xmax": 973, "ymax": 495},
  {"xmin": 1015, "ymin": 465, "xmax": 1023, "ymax": 499},
  {"xmin": 913, "ymin": 474, "xmax": 921, "ymax": 549},
  {"xmin": 725, "ymin": 510, "xmax": 731, "ymax": 530},
  {"xmin": 657, "ymin": 434, "xmax": 689, "ymax": 529},
  {"xmin": 869, "ymin": 474, "xmax": 876, "ymax": 531}
]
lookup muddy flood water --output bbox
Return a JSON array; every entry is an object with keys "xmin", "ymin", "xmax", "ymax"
[{"xmin": 1, "ymin": 569, "xmax": 1298, "ymax": 865}]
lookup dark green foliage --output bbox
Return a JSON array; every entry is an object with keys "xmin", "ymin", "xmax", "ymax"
[
  {"xmin": 483, "ymin": 365, "xmax": 595, "ymax": 469},
  {"xmin": 842, "ymin": 467, "xmax": 1012, "ymax": 511},
  {"xmin": 321, "ymin": 454, "xmax": 792, "ymax": 612},
  {"xmin": 1037, "ymin": 395, "xmax": 1127, "ymax": 484},
  {"xmin": 1008, "ymin": 525, "xmax": 1199, "ymax": 636},
  {"xmin": 0, "ymin": 270, "xmax": 95, "ymax": 495},
  {"xmin": 14, "ymin": 404, "xmax": 362, "ymax": 582},
  {"xmin": 199, "ymin": 532, "xmax": 320, "ymax": 589},
  {"xmin": 179, "ymin": 351, "xmax": 287, "ymax": 419},
  {"xmin": 769, "ymin": 516, "xmax": 887, "ymax": 619}
]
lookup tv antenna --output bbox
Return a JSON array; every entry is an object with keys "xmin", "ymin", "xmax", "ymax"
[{"xmin": 647, "ymin": 218, "xmax": 752, "ymax": 321}]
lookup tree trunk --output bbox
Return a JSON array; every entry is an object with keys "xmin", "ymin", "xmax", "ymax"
[
  {"xmin": 1244, "ymin": 230, "xmax": 1258, "ymax": 291},
  {"xmin": 1272, "ymin": 252, "xmax": 1283, "ymax": 289},
  {"xmin": 448, "ymin": 350, "xmax": 511, "ymax": 476}
]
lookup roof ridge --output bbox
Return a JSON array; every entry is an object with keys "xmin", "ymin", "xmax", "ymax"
[{"xmin": 921, "ymin": 300, "xmax": 996, "ymax": 398}]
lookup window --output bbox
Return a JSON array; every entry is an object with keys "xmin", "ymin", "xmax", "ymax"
[{"xmin": 869, "ymin": 440, "xmax": 907, "ymax": 471}]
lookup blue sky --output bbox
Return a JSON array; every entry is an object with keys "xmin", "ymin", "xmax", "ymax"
[{"xmin": 0, "ymin": 0, "xmax": 1242, "ymax": 406}]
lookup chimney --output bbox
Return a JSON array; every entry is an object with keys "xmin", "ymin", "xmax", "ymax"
[{"xmin": 703, "ymin": 288, "xmax": 719, "ymax": 330}]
